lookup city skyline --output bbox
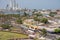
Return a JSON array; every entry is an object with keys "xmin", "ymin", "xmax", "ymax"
[{"xmin": 0, "ymin": 0, "xmax": 60, "ymax": 9}]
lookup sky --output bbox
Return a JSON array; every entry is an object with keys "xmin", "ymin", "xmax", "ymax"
[{"xmin": 0, "ymin": 0, "xmax": 60, "ymax": 9}]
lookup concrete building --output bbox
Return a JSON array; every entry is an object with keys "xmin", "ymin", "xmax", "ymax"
[
  {"xmin": 23, "ymin": 19, "xmax": 38, "ymax": 30},
  {"xmin": 40, "ymin": 9, "xmax": 51, "ymax": 15},
  {"xmin": 56, "ymin": 10, "xmax": 60, "ymax": 15},
  {"xmin": 9, "ymin": 0, "xmax": 19, "ymax": 10}
]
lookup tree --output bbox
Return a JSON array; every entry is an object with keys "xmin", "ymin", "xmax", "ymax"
[
  {"xmin": 57, "ymin": 38, "xmax": 60, "ymax": 40},
  {"xmin": 34, "ymin": 13, "xmax": 43, "ymax": 17},
  {"xmin": 32, "ymin": 9, "xmax": 38, "ymax": 13},
  {"xmin": 40, "ymin": 18, "xmax": 48, "ymax": 24},
  {"xmin": 0, "ymin": 14, "xmax": 5, "ymax": 17},
  {"xmin": 16, "ymin": 19, "xmax": 23, "ymax": 24},
  {"xmin": 1, "ymin": 24, "xmax": 12, "ymax": 29},
  {"xmin": 11, "ymin": 14, "xmax": 20, "ymax": 18},
  {"xmin": 49, "ymin": 12, "xmax": 57, "ymax": 17},
  {"xmin": 34, "ymin": 17, "xmax": 40, "ymax": 21},
  {"xmin": 41, "ymin": 28, "xmax": 47, "ymax": 36},
  {"xmin": 24, "ymin": 12, "xmax": 29, "ymax": 17},
  {"xmin": 54, "ymin": 28, "xmax": 60, "ymax": 33}
]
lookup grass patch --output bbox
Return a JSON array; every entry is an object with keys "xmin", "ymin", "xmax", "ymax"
[{"xmin": 0, "ymin": 31, "xmax": 28, "ymax": 40}]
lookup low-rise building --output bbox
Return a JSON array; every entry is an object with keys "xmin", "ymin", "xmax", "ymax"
[
  {"xmin": 56, "ymin": 10, "xmax": 60, "ymax": 15},
  {"xmin": 40, "ymin": 9, "xmax": 51, "ymax": 15},
  {"xmin": 23, "ymin": 19, "xmax": 38, "ymax": 29},
  {"xmin": 0, "ymin": 27, "xmax": 2, "ymax": 31}
]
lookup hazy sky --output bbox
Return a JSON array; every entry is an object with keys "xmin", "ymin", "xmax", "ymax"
[{"xmin": 0, "ymin": 0, "xmax": 60, "ymax": 9}]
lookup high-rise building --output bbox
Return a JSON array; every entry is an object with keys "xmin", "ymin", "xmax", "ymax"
[{"xmin": 9, "ymin": 0, "xmax": 18, "ymax": 10}]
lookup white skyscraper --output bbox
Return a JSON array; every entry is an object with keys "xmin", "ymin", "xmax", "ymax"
[{"xmin": 9, "ymin": 0, "xmax": 18, "ymax": 10}]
